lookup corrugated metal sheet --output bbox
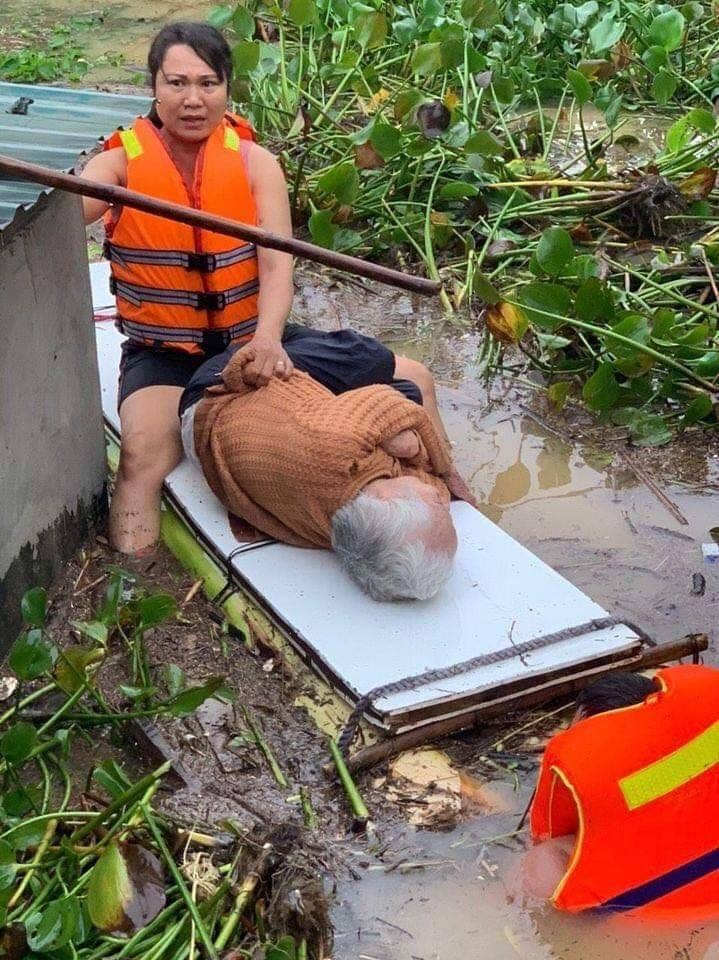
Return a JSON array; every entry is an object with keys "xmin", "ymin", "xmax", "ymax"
[{"xmin": 0, "ymin": 81, "xmax": 150, "ymax": 229}]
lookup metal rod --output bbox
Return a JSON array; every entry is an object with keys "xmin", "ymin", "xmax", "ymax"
[{"xmin": 0, "ymin": 154, "xmax": 441, "ymax": 297}]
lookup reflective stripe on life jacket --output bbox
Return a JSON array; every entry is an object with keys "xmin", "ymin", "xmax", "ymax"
[
  {"xmin": 104, "ymin": 113, "xmax": 259, "ymax": 355},
  {"xmin": 530, "ymin": 665, "xmax": 719, "ymax": 917}
]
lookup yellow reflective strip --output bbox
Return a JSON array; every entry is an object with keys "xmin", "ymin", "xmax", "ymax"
[
  {"xmin": 119, "ymin": 129, "xmax": 143, "ymax": 160},
  {"xmin": 224, "ymin": 125, "xmax": 241, "ymax": 151},
  {"xmin": 619, "ymin": 720, "xmax": 719, "ymax": 811}
]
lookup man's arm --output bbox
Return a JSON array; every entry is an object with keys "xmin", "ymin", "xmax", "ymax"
[
  {"xmin": 232, "ymin": 143, "xmax": 295, "ymax": 387},
  {"xmin": 78, "ymin": 147, "xmax": 125, "ymax": 224}
]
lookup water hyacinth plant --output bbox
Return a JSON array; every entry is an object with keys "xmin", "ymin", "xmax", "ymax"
[
  {"xmin": 0, "ymin": 582, "xmax": 317, "ymax": 959},
  {"xmin": 208, "ymin": 0, "xmax": 719, "ymax": 443}
]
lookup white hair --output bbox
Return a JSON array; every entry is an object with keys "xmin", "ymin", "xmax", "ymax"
[{"xmin": 330, "ymin": 494, "xmax": 454, "ymax": 602}]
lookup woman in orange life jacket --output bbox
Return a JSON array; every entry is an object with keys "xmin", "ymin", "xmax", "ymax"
[
  {"xmin": 519, "ymin": 666, "xmax": 719, "ymax": 920},
  {"xmin": 81, "ymin": 21, "xmax": 451, "ymax": 557}
]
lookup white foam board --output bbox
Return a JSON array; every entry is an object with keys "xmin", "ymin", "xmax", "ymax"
[{"xmin": 91, "ymin": 262, "xmax": 642, "ymax": 726}]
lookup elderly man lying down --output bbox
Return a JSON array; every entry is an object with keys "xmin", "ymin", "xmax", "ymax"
[{"xmin": 179, "ymin": 329, "xmax": 463, "ymax": 601}]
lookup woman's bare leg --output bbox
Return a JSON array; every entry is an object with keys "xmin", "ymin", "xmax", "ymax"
[
  {"xmin": 109, "ymin": 385, "xmax": 184, "ymax": 554},
  {"xmin": 393, "ymin": 355, "xmax": 450, "ymax": 445}
]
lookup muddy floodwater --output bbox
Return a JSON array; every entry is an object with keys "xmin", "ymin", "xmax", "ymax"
[{"xmin": 295, "ymin": 272, "xmax": 719, "ymax": 960}]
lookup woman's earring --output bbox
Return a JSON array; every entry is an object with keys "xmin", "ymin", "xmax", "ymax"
[{"xmin": 154, "ymin": 98, "xmax": 162, "ymax": 104}]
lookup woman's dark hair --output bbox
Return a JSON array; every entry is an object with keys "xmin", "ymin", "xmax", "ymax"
[
  {"xmin": 147, "ymin": 22, "xmax": 233, "ymax": 89},
  {"xmin": 576, "ymin": 672, "xmax": 658, "ymax": 718}
]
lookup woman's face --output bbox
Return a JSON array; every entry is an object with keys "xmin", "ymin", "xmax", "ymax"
[{"xmin": 154, "ymin": 43, "xmax": 228, "ymax": 143}]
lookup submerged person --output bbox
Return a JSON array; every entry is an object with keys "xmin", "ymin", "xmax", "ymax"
[
  {"xmin": 81, "ymin": 20, "xmax": 452, "ymax": 557},
  {"xmin": 179, "ymin": 344, "xmax": 459, "ymax": 601},
  {"xmin": 522, "ymin": 665, "xmax": 719, "ymax": 919}
]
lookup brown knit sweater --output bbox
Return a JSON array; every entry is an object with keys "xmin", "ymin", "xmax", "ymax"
[{"xmin": 193, "ymin": 369, "xmax": 452, "ymax": 548}]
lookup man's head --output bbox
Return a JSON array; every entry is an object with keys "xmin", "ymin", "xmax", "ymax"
[
  {"xmin": 331, "ymin": 476, "xmax": 457, "ymax": 601},
  {"xmin": 147, "ymin": 23, "xmax": 232, "ymax": 142},
  {"xmin": 574, "ymin": 671, "xmax": 658, "ymax": 722}
]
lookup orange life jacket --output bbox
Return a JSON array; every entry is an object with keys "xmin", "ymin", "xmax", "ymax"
[
  {"xmin": 103, "ymin": 113, "xmax": 259, "ymax": 355},
  {"xmin": 530, "ymin": 665, "xmax": 719, "ymax": 917}
]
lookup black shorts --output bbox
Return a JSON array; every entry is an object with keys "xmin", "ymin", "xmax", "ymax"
[
  {"xmin": 176, "ymin": 324, "xmax": 422, "ymax": 416},
  {"xmin": 118, "ymin": 341, "xmax": 210, "ymax": 410}
]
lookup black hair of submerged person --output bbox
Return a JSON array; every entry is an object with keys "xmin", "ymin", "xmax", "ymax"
[
  {"xmin": 576, "ymin": 672, "xmax": 659, "ymax": 718},
  {"xmin": 147, "ymin": 22, "xmax": 233, "ymax": 89}
]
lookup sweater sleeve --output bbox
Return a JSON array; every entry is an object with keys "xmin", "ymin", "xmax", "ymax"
[{"xmin": 332, "ymin": 386, "xmax": 440, "ymax": 456}]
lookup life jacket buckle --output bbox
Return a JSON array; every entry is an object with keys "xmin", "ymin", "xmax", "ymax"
[
  {"xmin": 196, "ymin": 291, "xmax": 225, "ymax": 311},
  {"xmin": 186, "ymin": 252, "xmax": 215, "ymax": 273},
  {"xmin": 201, "ymin": 329, "xmax": 230, "ymax": 354}
]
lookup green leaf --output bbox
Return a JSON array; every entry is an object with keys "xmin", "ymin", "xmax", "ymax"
[
  {"xmin": 265, "ymin": 936, "xmax": 297, "ymax": 960},
  {"xmin": 354, "ymin": 11, "xmax": 388, "ymax": 49},
  {"xmin": 411, "ymin": 42, "xmax": 443, "ymax": 76},
  {"xmin": 164, "ymin": 677, "xmax": 226, "ymax": 717},
  {"xmin": 492, "ymin": 76, "xmax": 515, "ymax": 103},
  {"xmin": 0, "ymin": 841, "xmax": 16, "ymax": 891},
  {"xmin": 21, "ymin": 587, "xmax": 47, "ymax": 627},
  {"xmin": 567, "ymin": 68, "xmax": 593, "ymax": 106},
  {"xmin": 231, "ymin": 6, "xmax": 256, "ymax": 38},
  {"xmin": 332, "ymin": 228, "xmax": 363, "ymax": 252},
  {"xmin": 369, "ymin": 119, "xmax": 402, "ymax": 159},
  {"xmin": 472, "ymin": 272, "xmax": 500, "ymax": 304},
  {"xmin": 465, "ymin": 129, "xmax": 504, "ymax": 156},
  {"xmin": 99, "ymin": 574, "xmax": 125, "ymax": 626},
  {"xmin": 317, "ymin": 162, "xmax": 358, "ymax": 204},
  {"xmin": 583, "ymin": 362, "xmax": 620, "ymax": 411},
  {"xmin": 93, "ymin": 760, "xmax": 133, "ymax": 800},
  {"xmin": 8, "ymin": 628, "xmax": 58, "ymax": 680},
  {"xmin": 394, "ymin": 88, "xmax": 424, "ymax": 120},
  {"xmin": 647, "ymin": 10, "xmax": 685, "ymax": 51},
  {"xmin": 6, "ymin": 819, "xmax": 46, "ymax": 851},
  {"xmin": 308, "ymin": 209, "xmax": 337, "ymax": 248},
  {"xmin": 589, "ymin": 12, "xmax": 625, "ymax": 53},
  {"xmin": 535, "ymin": 227, "xmax": 575, "ymax": 277},
  {"xmin": 55, "ymin": 645, "xmax": 103, "ymax": 695},
  {"xmin": 288, "ymin": 0, "xmax": 317, "ymax": 27},
  {"xmin": 694, "ymin": 351, "xmax": 719, "ymax": 377},
  {"xmin": 206, "ymin": 5, "xmax": 234, "ymax": 29},
  {"xmin": 393, "ymin": 16, "xmax": 418, "ymax": 45},
  {"xmin": 665, "ymin": 108, "xmax": 715, "ymax": 153},
  {"xmin": 652, "ymin": 69, "xmax": 678, "ymax": 106},
  {"xmin": 25, "ymin": 897, "xmax": 80, "ymax": 952},
  {"xmin": 440, "ymin": 39, "xmax": 465, "ymax": 68},
  {"xmin": 683, "ymin": 394, "xmax": 714, "ymax": 425},
  {"xmin": 0, "ymin": 721, "xmax": 37, "ymax": 766},
  {"xmin": 517, "ymin": 282, "xmax": 572, "ymax": 330},
  {"xmin": 138, "ymin": 594, "xmax": 177, "ymax": 629},
  {"xmin": 72, "ymin": 620, "xmax": 109, "ymax": 647},
  {"xmin": 461, "ymin": 0, "xmax": 500, "ymax": 28},
  {"xmin": 439, "ymin": 181, "xmax": 479, "ymax": 199},
  {"xmin": 232, "ymin": 40, "xmax": 260, "ymax": 75},
  {"xmin": 575, "ymin": 277, "xmax": 614, "ymax": 322},
  {"xmin": 642, "ymin": 44, "xmax": 669, "ymax": 74},
  {"xmin": 628, "ymin": 411, "xmax": 673, "ymax": 446},
  {"xmin": 87, "ymin": 842, "xmax": 165, "ymax": 935},
  {"xmin": 163, "ymin": 663, "xmax": 186, "ymax": 698},
  {"xmin": 548, "ymin": 381, "xmax": 571, "ymax": 411}
]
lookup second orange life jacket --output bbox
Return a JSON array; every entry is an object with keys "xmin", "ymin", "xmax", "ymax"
[
  {"xmin": 103, "ymin": 113, "xmax": 259, "ymax": 355},
  {"xmin": 530, "ymin": 664, "xmax": 719, "ymax": 917}
]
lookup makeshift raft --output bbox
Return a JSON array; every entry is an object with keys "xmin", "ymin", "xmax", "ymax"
[{"xmin": 90, "ymin": 261, "xmax": 650, "ymax": 735}]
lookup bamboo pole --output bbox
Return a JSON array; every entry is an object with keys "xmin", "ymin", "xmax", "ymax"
[{"xmin": 0, "ymin": 154, "xmax": 441, "ymax": 296}]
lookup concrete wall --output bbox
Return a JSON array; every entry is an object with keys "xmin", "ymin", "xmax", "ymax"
[{"xmin": 0, "ymin": 191, "xmax": 107, "ymax": 648}]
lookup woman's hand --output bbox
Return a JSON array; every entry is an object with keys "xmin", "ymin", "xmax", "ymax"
[{"xmin": 232, "ymin": 335, "xmax": 294, "ymax": 386}]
